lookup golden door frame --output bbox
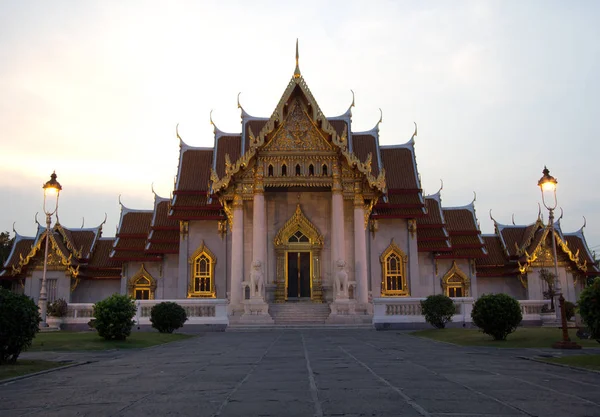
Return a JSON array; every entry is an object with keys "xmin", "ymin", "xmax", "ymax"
[{"xmin": 274, "ymin": 204, "xmax": 324, "ymax": 303}]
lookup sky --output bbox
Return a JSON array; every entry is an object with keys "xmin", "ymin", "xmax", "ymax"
[{"xmin": 1, "ymin": 1, "xmax": 599, "ymax": 254}]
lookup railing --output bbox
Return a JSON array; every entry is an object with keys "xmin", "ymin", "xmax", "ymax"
[
  {"xmin": 373, "ymin": 297, "xmax": 548, "ymax": 325},
  {"xmin": 63, "ymin": 299, "xmax": 229, "ymax": 326}
]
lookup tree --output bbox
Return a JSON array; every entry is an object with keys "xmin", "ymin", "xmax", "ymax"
[
  {"xmin": 471, "ymin": 293, "xmax": 523, "ymax": 341},
  {"xmin": 0, "ymin": 288, "xmax": 41, "ymax": 364},
  {"xmin": 0, "ymin": 231, "xmax": 14, "ymax": 268},
  {"xmin": 420, "ymin": 294, "xmax": 456, "ymax": 329},
  {"xmin": 93, "ymin": 294, "xmax": 137, "ymax": 340},
  {"xmin": 539, "ymin": 268, "xmax": 557, "ymax": 311}
]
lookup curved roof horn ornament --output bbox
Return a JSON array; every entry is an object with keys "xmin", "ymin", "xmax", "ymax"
[
  {"xmin": 118, "ymin": 194, "xmax": 123, "ymax": 207},
  {"xmin": 537, "ymin": 203, "xmax": 542, "ymax": 222},
  {"xmin": 471, "ymin": 191, "xmax": 477, "ymax": 205},
  {"xmin": 512, "ymin": 214, "xmax": 516, "ymax": 226},
  {"xmin": 175, "ymin": 123, "xmax": 183, "ymax": 145},
  {"xmin": 237, "ymin": 92, "xmax": 242, "ymax": 109},
  {"xmin": 558, "ymin": 207, "xmax": 564, "ymax": 223},
  {"xmin": 34, "ymin": 212, "xmax": 41, "ymax": 227},
  {"xmin": 100, "ymin": 213, "xmax": 108, "ymax": 228},
  {"xmin": 151, "ymin": 182, "xmax": 157, "ymax": 197},
  {"xmin": 350, "ymin": 89, "xmax": 355, "ymax": 108},
  {"xmin": 411, "ymin": 122, "xmax": 418, "ymax": 141},
  {"xmin": 436, "ymin": 179, "xmax": 444, "ymax": 195},
  {"xmin": 489, "ymin": 209, "xmax": 497, "ymax": 224},
  {"xmin": 12, "ymin": 221, "xmax": 17, "ymax": 234},
  {"xmin": 582, "ymin": 216, "xmax": 587, "ymax": 230},
  {"xmin": 209, "ymin": 109, "xmax": 216, "ymax": 134},
  {"xmin": 81, "ymin": 217, "xmax": 85, "ymax": 229}
]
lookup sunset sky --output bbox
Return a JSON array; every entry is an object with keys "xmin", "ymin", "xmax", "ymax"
[{"xmin": 2, "ymin": 1, "xmax": 599, "ymax": 254}]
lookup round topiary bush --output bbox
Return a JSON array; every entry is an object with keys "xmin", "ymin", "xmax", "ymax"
[
  {"xmin": 578, "ymin": 277, "xmax": 600, "ymax": 342},
  {"xmin": 150, "ymin": 302, "xmax": 188, "ymax": 333},
  {"xmin": 420, "ymin": 294, "xmax": 456, "ymax": 329},
  {"xmin": 471, "ymin": 293, "xmax": 522, "ymax": 341},
  {"xmin": 47, "ymin": 298, "xmax": 68, "ymax": 317},
  {"xmin": 93, "ymin": 294, "xmax": 137, "ymax": 340},
  {"xmin": 0, "ymin": 288, "xmax": 41, "ymax": 364}
]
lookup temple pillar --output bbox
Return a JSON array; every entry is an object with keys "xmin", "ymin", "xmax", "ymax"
[
  {"xmin": 407, "ymin": 219, "xmax": 418, "ymax": 295},
  {"xmin": 331, "ymin": 161, "xmax": 345, "ymax": 294},
  {"xmin": 353, "ymin": 183, "xmax": 369, "ymax": 305},
  {"xmin": 251, "ymin": 164, "xmax": 267, "ymax": 296},
  {"xmin": 240, "ymin": 164, "xmax": 272, "ymax": 322},
  {"xmin": 177, "ymin": 221, "xmax": 189, "ymax": 299},
  {"xmin": 229, "ymin": 188, "xmax": 244, "ymax": 310}
]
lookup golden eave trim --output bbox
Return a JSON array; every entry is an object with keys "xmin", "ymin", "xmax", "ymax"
[{"xmin": 11, "ymin": 230, "xmax": 79, "ymax": 278}]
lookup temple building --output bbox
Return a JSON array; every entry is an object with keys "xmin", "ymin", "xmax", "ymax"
[{"xmin": 1, "ymin": 47, "xmax": 597, "ymax": 326}]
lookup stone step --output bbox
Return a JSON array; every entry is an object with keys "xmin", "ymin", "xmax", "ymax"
[
  {"xmin": 269, "ymin": 303, "xmax": 331, "ymax": 325},
  {"xmin": 227, "ymin": 323, "xmax": 374, "ymax": 331}
]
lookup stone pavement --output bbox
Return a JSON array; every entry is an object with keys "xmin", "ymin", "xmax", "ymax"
[{"xmin": 2, "ymin": 330, "xmax": 600, "ymax": 417}]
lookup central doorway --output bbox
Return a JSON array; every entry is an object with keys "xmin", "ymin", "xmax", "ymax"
[{"xmin": 287, "ymin": 251, "xmax": 311, "ymax": 299}]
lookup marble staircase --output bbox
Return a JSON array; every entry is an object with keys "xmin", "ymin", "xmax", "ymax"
[{"xmin": 269, "ymin": 302, "xmax": 332, "ymax": 325}]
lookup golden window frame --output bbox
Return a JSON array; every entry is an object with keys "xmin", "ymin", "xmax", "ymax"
[
  {"xmin": 380, "ymin": 239, "xmax": 409, "ymax": 296},
  {"xmin": 127, "ymin": 264, "xmax": 156, "ymax": 300},
  {"xmin": 188, "ymin": 241, "xmax": 216, "ymax": 298},
  {"xmin": 441, "ymin": 260, "xmax": 470, "ymax": 297}
]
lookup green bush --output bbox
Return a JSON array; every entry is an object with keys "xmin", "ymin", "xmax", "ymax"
[
  {"xmin": 421, "ymin": 294, "xmax": 456, "ymax": 329},
  {"xmin": 471, "ymin": 293, "xmax": 522, "ymax": 341},
  {"xmin": 150, "ymin": 302, "xmax": 188, "ymax": 333},
  {"xmin": 578, "ymin": 278, "xmax": 600, "ymax": 342},
  {"xmin": 47, "ymin": 298, "xmax": 68, "ymax": 317},
  {"xmin": 0, "ymin": 288, "xmax": 41, "ymax": 364},
  {"xmin": 93, "ymin": 294, "xmax": 137, "ymax": 340},
  {"xmin": 563, "ymin": 300, "xmax": 576, "ymax": 321}
]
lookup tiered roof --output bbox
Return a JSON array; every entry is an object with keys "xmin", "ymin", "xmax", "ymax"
[
  {"xmin": 0, "ymin": 221, "xmax": 122, "ymax": 280},
  {"xmin": 476, "ymin": 215, "xmax": 598, "ymax": 277}
]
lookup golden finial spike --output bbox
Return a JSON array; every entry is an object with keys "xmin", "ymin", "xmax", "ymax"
[{"xmin": 294, "ymin": 39, "xmax": 301, "ymax": 79}]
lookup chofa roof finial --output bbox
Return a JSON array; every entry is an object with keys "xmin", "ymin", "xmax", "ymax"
[
  {"xmin": 411, "ymin": 122, "xmax": 418, "ymax": 141},
  {"xmin": 294, "ymin": 38, "xmax": 301, "ymax": 79}
]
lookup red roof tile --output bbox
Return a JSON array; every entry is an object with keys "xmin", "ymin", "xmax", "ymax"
[
  {"xmin": 380, "ymin": 147, "xmax": 419, "ymax": 190},
  {"xmin": 352, "ymin": 134, "xmax": 380, "ymax": 176},
  {"xmin": 215, "ymin": 136, "xmax": 241, "ymax": 178}
]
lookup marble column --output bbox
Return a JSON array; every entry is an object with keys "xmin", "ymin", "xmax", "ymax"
[
  {"xmin": 407, "ymin": 219, "xmax": 419, "ymax": 296},
  {"xmin": 177, "ymin": 221, "xmax": 189, "ymax": 299},
  {"xmin": 252, "ymin": 164, "xmax": 266, "ymax": 297},
  {"xmin": 331, "ymin": 161, "xmax": 345, "ymax": 297},
  {"xmin": 353, "ymin": 184, "xmax": 369, "ymax": 305},
  {"xmin": 230, "ymin": 188, "xmax": 244, "ymax": 308}
]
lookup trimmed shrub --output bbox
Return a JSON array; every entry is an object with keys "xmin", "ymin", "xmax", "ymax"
[
  {"xmin": 421, "ymin": 294, "xmax": 456, "ymax": 329},
  {"xmin": 563, "ymin": 300, "xmax": 576, "ymax": 321},
  {"xmin": 93, "ymin": 294, "xmax": 137, "ymax": 340},
  {"xmin": 0, "ymin": 288, "xmax": 41, "ymax": 364},
  {"xmin": 47, "ymin": 298, "xmax": 68, "ymax": 317},
  {"xmin": 578, "ymin": 278, "xmax": 600, "ymax": 342},
  {"xmin": 150, "ymin": 302, "xmax": 188, "ymax": 333},
  {"xmin": 471, "ymin": 293, "xmax": 522, "ymax": 341}
]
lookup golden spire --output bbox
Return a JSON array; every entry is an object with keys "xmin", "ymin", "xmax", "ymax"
[{"xmin": 294, "ymin": 39, "xmax": 301, "ymax": 79}]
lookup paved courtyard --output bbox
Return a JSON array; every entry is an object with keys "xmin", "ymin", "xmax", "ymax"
[{"xmin": 2, "ymin": 330, "xmax": 600, "ymax": 417}]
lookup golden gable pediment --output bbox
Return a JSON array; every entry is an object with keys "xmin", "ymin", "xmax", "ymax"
[{"xmin": 263, "ymin": 98, "xmax": 333, "ymax": 153}]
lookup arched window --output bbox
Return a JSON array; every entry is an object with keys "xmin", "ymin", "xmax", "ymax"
[
  {"xmin": 188, "ymin": 242, "xmax": 216, "ymax": 298},
  {"xmin": 288, "ymin": 230, "xmax": 310, "ymax": 243},
  {"xmin": 134, "ymin": 277, "xmax": 152, "ymax": 300},
  {"xmin": 442, "ymin": 261, "xmax": 470, "ymax": 297},
  {"xmin": 295, "ymin": 164, "xmax": 301, "ymax": 176},
  {"xmin": 281, "ymin": 164, "xmax": 287, "ymax": 176},
  {"xmin": 268, "ymin": 164, "xmax": 274, "ymax": 177},
  {"xmin": 380, "ymin": 240, "xmax": 408, "ymax": 296},
  {"xmin": 322, "ymin": 164, "xmax": 328, "ymax": 176},
  {"xmin": 308, "ymin": 164, "xmax": 314, "ymax": 176},
  {"xmin": 127, "ymin": 264, "xmax": 156, "ymax": 300}
]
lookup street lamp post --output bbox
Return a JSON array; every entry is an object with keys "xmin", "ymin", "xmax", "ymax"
[
  {"xmin": 537, "ymin": 166, "xmax": 580, "ymax": 349},
  {"xmin": 39, "ymin": 171, "xmax": 62, "ymax": 328}
]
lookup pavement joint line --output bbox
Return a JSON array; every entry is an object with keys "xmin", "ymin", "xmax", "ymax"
[
  {"xmin": 352, "ymin": 334, "xmax": 536, "ymax": 417},
  {"xmin": 301, "ymin": 332, "xmax": 324, "ymax": 417},
  {"xmin": 0, "ymin": 361, "xmax": 91, "ymax": 386},
  {"xmin": 338, "ymin": 345, "xmax": 432, "ymax": 417},
  {"xmin": 211, "ymin": 333, "xmax": 284, "ymax": 417},
  {"xmin": 518, "ymin": 356, "xmax": 600, "ymax": 377},
  {"xmin": 502, "ymin": 367, "xmax": 600, "ymax": 408},
  {"xmin": 112, "ymin": 336, "xmax": 248, "ymax": 415}
]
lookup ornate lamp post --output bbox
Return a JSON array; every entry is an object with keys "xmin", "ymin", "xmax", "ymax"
[
  {"xmin": 39, "ymin": 171, "xmax": 62, "ymax": 327},
  {"xmin": 537, "ymin": 166, "xmax": 580, "ymax": 349}
]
